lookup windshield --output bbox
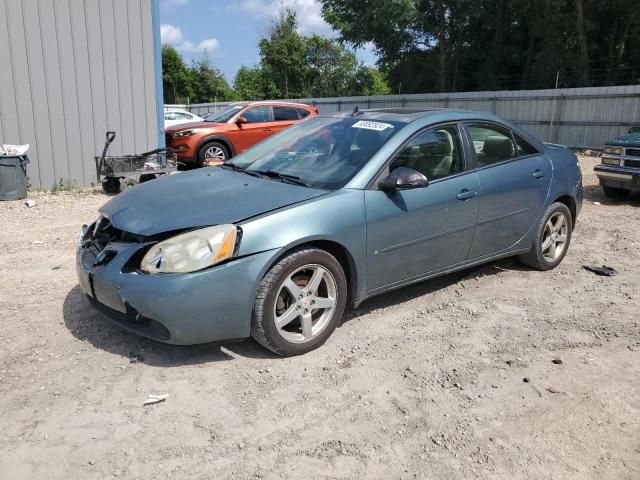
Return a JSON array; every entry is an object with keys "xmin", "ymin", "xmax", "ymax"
[
  {"xmin": 228, "ymin": 116, "xmax": 405, "ymax": 190},
  {"xmin": 203, "ymin": 105, "xmax": 243, "ymax": 123}
]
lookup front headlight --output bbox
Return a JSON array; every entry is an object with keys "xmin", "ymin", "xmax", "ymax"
[
  {"xmin": 603, "ymin": 146, "xmax": 623, "ymax": 156},
  {"xmin": 140, "ymin": 224, "xmax": 238, "ymax": 274},
  {"xmin": 173, "ymin": 129, "xmax": 203, "ymax": 138}
]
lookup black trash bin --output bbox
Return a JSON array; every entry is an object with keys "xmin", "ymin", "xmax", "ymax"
[{"xmin": 0, "ymin": 155, "xmax": 29, "ymax": 201}]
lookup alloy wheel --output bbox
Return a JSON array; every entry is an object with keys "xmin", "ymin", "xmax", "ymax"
[
  {"xmin": 273, "ymin": 264, "xmax": 338, "ymax": 344},
  {"xmin": 541, "ymin": 211, "xmax": 568, "ymax": 262},
  {"xmin": 205, "ymin": 146, "xmax": 226, "ymax": 162}
]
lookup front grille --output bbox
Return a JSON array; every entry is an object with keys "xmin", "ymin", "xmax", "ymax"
[
  {"xmin": 626, "ymin": 148, "xmax": 640, "ymax": 157},
  {"xmin": 624, "ymin": 158, "xmax": 640, "ymax": 169}
]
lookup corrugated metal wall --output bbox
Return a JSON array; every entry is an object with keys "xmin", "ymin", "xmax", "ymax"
[
  {"xmin": 0, "ymin": 0, "xmax": 161, "ymax": 188},
  {"xmin": 185, "ymin": 85, "xmax": 640, "ymax": 149}
]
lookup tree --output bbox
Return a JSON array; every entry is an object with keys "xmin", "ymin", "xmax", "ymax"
[
  {"xmin": 162, "ymin": 45, "xmax": 192, "ymax": 103},
  {"xmin": 189, "ymin": 58, "xmax": 235, "ymax": 103},
  {"xmin": 258, "ymin": 8, "xmax": 307, "ymax": 98},
  {"xmin": 233, "ymin": 66, "xmax": 279, "ymax": 100},
  {"xmin": 355, "ymin": 67, "xmax": 392, "ymax": 96},
  {"xmin": 320, "ymin": 0, "xmax": 640, "ymax": 93}
]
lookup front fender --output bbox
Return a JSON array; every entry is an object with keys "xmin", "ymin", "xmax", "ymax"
[{"xmin": 237, "ymin": 189, "xmax": 368, "ymax": 301}]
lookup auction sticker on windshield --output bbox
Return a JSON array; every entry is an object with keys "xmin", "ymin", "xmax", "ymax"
[{"xmin": 352, "ymin": 121, "xmax": 393, "ymax": 131}]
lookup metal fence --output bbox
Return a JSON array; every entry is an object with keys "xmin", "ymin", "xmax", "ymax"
[{"xmin": 175, "ymin": 84, "xmax": 640, "ymax": 149}]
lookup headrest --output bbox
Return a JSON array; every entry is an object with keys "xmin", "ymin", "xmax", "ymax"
[{"xmin": 483, "ymin": 136, "xmax": 514, "ymax": 158}]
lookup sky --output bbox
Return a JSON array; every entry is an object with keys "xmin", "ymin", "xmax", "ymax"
[{"xmin": 159, "ymin": 0, "xmax": 377, "ymax": 83}]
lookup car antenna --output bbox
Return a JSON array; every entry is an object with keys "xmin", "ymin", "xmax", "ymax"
[{"xmin": 351, "ymin": 105, "xmax": 361, "ymax": 117}]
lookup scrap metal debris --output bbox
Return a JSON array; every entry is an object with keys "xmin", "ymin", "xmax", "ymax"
[
  {"xmin": 143, "ymin": 393, "xmax": 168, "ymax": 406},
  {"xmin": 583, "ymin": 265, "xmax": 617, "ymax": 277}
]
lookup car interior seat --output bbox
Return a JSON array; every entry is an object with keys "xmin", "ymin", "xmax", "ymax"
[
  {"xmin": 478, "ymin": 135, "xmax": 514, "ymax": 165},
  {"xmin": 403, "ymin": 130, "xmax": 456, "ymax": 179}
]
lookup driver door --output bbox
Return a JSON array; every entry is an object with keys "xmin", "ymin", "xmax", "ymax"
[
  {"xmin": 230, "ymin": 106, "xmax": 274, "ymax": 153},
  {"xmin": 364, "ymin": 123, "xmax": 480, "ymax": 293}
]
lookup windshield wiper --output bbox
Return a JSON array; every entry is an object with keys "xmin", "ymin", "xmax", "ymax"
[
  {"xmin": 220, "ymin": 163, "xmax": 262, "ymax": 178},
  {"xmin": 252, "ymin": 170, "xmax": 310, "ymax": 187}
]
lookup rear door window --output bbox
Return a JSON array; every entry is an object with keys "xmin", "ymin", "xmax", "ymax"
[
  {"xmin": 274, "ymin": 106, "xmax": 300, "ymax": 121},
  {"xmin": 466, "ymin": 124, "xmax": 516, "ymax": 167},
  {"xmin": 513, "ymin": 133, "xmax": 539, "ymax": 156}
]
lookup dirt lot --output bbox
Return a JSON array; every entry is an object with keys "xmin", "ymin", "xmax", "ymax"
[{"xmin": 0, "ymin": 156, "xmax": 639, "ymax": 479}]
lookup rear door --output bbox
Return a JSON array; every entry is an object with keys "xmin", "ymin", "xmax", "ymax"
[
  {"xmin": 464, "ymin": 122, "xmax": 552, "ymax": 258},
  {"xmin": 272, "ymin": 106, "xmax": 302, "ymax": 134}
]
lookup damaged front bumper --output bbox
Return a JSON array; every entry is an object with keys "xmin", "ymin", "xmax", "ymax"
[{"xmin": 75, "ymin": 225, "xmax": 275, "ymax": 345}]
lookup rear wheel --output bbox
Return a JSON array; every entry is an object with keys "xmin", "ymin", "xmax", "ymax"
[
  {"xmin": 519, "ymin": 202, "xmax": 572, "ymax": 271},
  {"xmin": 602, "ymin": 185, "xmax": 630, "ymax": 199},
  {"xmin": 251, "ymin": 248, "xmax": 348, "ymax": 356},
  {"xmin": 198, "ymin": 141, "xmax": 229, "ymax": 167}
]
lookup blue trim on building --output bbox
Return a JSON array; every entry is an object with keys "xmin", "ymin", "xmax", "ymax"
[{"xmin": 151, "ymin": 0, "xmax": 165, "ymax": 148}]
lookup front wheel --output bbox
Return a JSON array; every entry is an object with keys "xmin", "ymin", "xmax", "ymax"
[
  {"xmin": 518, "ymin": 202, "xmax": 572, "ymax": 271},
  {"xmin": 251, "ymin": 248, "xmax": 348, "ymax": 356},
  {"xmin": 198, "ymin": 141, "xmax": 229, "ymax": 167}
]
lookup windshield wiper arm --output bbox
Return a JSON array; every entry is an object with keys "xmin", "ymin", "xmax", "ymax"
[
  {"xmin": 252, "ymin": 170, "xmax": 310, "ymax": 187},
  {"xmin": 220, "ymin": 163, "xmax": 262, "ymax": 178}
]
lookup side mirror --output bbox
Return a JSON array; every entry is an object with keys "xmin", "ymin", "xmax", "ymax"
[
  {"xmin": 236, "ymin": 116, "xmax": 248, "ymax": 126},
  {"xmin": 378, "ymin": 167, "xmax": 429, "ymax": 191}
]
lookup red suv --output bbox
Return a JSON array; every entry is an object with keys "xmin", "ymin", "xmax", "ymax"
[{"xmin": 165, "ymin": 101, "xmax": 318, "ymax": 166}]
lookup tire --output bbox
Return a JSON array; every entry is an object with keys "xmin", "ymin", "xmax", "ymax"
[
  {"xmin": 102, "ymin": 177, "xmax": 120, "ymax": 194},
  {"xmin": 198, "ymin": 141, "xmax": 229, "ymax": 166},
  {"xmin": 518, "ymin": 202, "xmax": 572, "ymax": 271},
  {"xmin": 139, "ymin": 174, "xmax": 156, "ymax": 183},
  {"xmin": 602, "ymin": 185, "xmax": 630, "ymax": 199},
  {"xmin": 251, "ymin": 247, "xmax": 348, "ymax": 356}
]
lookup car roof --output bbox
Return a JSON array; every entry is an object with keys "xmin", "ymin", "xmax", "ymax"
[
  {"xmin": 322, "ymin": 107, "xmax": 492, "ymax": 123},
  {"xmin": 227, "ymin": 101, "xmax": 315, "ymax": 109}
]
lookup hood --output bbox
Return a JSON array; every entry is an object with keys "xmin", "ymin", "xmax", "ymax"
[
  {"xmin": 100, "ymin": 168, "xmax": 328, "ymax": 236},
  {"xmin": 165, "ymin": 121, "xmax": 221, "ymax": 132},
  {"xmin": 606, "ymin": 132, "xmax": 640, "ymax": 147}
]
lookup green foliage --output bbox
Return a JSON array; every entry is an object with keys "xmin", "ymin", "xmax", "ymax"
[
  {"xmin": 233, "ymin": 66, "xmax": 278, "ymax": 101},
  {"xmin": 162, "ymin": 45, "xmax": 235, "ymax": 103},
  {"xmin": 190, "ymin": 58, "xmax": 236, "ymax": 102},
  {"xmin": 234, "ymin": 8, "xmax": 391, "ymax": 100},
  {"xmin": 162, "ymin": 45, "xmax": 193, "ymax": 104},
  {"xmin": 320, "ymin": 0, "xmax": 640, "ymax": 93},
  {"xmin": 51, "ymin": 178, "xmax": 77, "ymax": 193},
  {"xmin": 258, "ymin": 8, "xmax": 308, "ymax": 98},
  {"xmin": 162, "ymin": 8, "xmax": 391, "ymax": 102}
]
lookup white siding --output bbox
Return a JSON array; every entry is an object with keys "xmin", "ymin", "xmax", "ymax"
[{"xmin": 0, "ymin": 0, "xmax": 160, "ymax": 188}]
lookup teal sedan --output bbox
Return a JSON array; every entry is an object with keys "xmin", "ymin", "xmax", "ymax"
[{"xmin": 77, "ymin": 108, "xmax": 583, "ymax": 356}]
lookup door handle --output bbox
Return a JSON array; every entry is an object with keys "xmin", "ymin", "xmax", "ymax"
[
  {"xmin": 456, "ymin": 189, "xmax": 477, "ymax": 201},
  {"xmin": 532, "ymin": 169, "xmax": 545, "ymax": 179},
  {"xmin": 262, "ymin": 128, "xmax": 273, "ymax": 133}
]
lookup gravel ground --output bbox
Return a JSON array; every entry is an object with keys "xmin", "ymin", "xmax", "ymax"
[{"xmin": 1, "ymin": 156, "xmax": 639, "ymax": 479}]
